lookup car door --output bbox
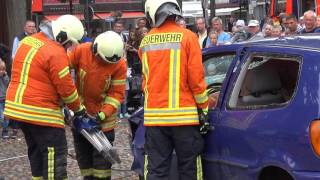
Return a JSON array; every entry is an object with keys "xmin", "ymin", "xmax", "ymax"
[
  {"xmin": 201, "ymin": 45, "xmax": 243, "ymax": 180},
  {"xmin": 215, "ymin": 45, "xmax": 303, "ymax": 180}
]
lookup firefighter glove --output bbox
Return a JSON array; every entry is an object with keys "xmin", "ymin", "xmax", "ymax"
[
  {"xmin": 73, "ymin": 113, "xmax": 99, "ymax": 133},
  {"xmin": 197, "ymin": 108, "xmax": 212, "ymax": 135}
]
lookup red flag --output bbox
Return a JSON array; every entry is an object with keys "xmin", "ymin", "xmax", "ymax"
[
  {"xmin": 317, "ymin": 0, "xmax": 320, "ymax": 16},
  {"xmin": 286, "ymin": 0, "xmax": 293, "ymax": 15},
  {"xmin": 32, "ymin": 0, "xmax": 43, "ymax": 13},
  {"xmin": 270, "ymin": 0, "xmax": 275, "ymax": 17}
]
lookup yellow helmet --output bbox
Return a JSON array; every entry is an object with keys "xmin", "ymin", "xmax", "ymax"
[
  {"xmin": 52, "ymin": 14, "xmax": 84, "ymax": 45},
  {"xmin": 92, "ymin": 31, "xmax": 124, "ymax": 63},
  {"xmin": 145, "ymin": 0, "xmax": 181, "ymax": 27}
]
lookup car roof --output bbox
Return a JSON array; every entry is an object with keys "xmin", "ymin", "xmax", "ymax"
[{"xmin": 203, "ymin": 34, "xmax": 320, "ymax": 55}]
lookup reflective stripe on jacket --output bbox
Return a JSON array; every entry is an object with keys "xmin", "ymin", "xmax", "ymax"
[
  {"xmin": 4, "ymin": 32, "xmax": 82, "ymax": 128},
  {"xmin": 68, "ymin": 43, "xmax": 127, "ymax": 132},
  {"xmin": 138, "ymin": 20, "xmax": 208, "ymax": 126}
]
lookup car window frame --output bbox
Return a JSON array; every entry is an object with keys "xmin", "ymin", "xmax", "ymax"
[{"xmin": 225, "ymin": 51, "xmax": 303, "ymax": 111}]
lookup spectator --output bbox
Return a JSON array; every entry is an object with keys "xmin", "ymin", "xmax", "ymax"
[
  {"xmin": 247, "ymin": 19, "xmax": 264, "ymax": 40},
  {"xmin": 208, "ymin": 31, "xmax": 218, "ymax": 47},
  {"xmin": 285, "ymin": 14, "xmax": 303, "ymax": 35},
  {"xmin": 301, "ymin": 10, "xmax": 320, "ymax": 33},
  {"xmin": 317, "ymin": 16, "xmax": 320, "ymax": 27},
  {"xmin": 136, "ymin": 17, "xmax": 149, "ymax": 30},
  {"xmin": 11, "ymin": 20, "xmax": 36, "ymax": 60},
  {"xmin": 280, "ymin": 14, "xmax": 288, "ymax": 32},
  {"xmin": 113, "ymin": 19, "xmax": 128, "ymax": 42},
  {"xmin": 0, "ymin": 44, "xmax": 11, "ymax": 76},
  {"xmin": 206, "ymin": 17, "xmax": 231, "ymax": 45},
  {"xmin": 263, "ymin": 24, "xmax": 273, "ymax": 38},
  {"xmin": 195, "ymin": 17, "xmax": 208, "ymax": 49},
  {"xmin": 271, "ymin": 25, "xmax": 283, "ymax": 37},
  {"xmin": 176, "ymin": 17, "xmax": 186, "ymax": 28},
  {"xmin": 231, "ymin": 19, "xmax": 248, "ymax": 43},
  {"xmin": 0, "ymin": 60, "xmax": 9, "ymax": 139}
]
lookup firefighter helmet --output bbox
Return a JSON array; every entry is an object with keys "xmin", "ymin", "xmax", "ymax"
[
  {"xmin": 52, "ymin": 14, "xmax": 84, "ymax": 45},
  {"xmin": 92, "ymin": 31, "xmax": 124, "ymax": 64},
  {"xmin": 144, "ymin": 0, "xmax": 181, "ymax": 27}
]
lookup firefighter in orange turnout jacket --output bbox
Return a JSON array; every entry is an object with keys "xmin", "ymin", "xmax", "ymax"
[
  {"xmin": 139, "ymin": 0, "xmax": 209, "ymax": 179},
  {"xmin": 4, "ymin": 15, "xmax": 86, "ymax": 179},
  {"xmin": 68, "ymin": 31, "xmax": 127, "ymax": 180}
]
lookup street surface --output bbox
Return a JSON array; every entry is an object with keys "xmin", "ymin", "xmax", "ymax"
[{"xmin": 0, "ymin": 119, "xmax": 139, "ymax": 180}]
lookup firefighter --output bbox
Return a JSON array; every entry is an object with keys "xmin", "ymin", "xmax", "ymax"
[
  {"xmin": 68, "ymin": 31, "xmax": 127, "ymax": 180},
  {"xmin": 138, "ymin": 0, "xmax": 209, "ymax": 179},
  {"xmin": 4, "ymin": 15, "xmax": 86, "ymax": 179}
]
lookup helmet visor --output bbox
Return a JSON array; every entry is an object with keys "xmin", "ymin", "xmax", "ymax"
[{"xmin": 103, "ymin": 54, "xmax": 121, "ymax": 63}]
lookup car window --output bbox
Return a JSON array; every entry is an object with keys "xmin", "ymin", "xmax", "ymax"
[
  {"xmin": 203, "ymin": 54, "xmax": 235, "ymax": 86},
  {"xmin": 228, "ymin": 53, "xmax": 301, "ymax": 109}
]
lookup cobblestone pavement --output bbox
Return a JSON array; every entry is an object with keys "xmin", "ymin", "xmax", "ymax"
[{"xmin": 0, "ymin": 119, "xmax": 139, "ymax": 180}]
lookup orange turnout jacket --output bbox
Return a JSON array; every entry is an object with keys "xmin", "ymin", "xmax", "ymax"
[
  {"xmin": 138, "ymin": 20, "xmax": 208, "ymax": 126},
  {"xmin": 4, "ymin": 32, "xmax": 83, "ymax": 128},
  {"xmin": 68, "ymin": 43, "xmax": 127, "ymax": 132}
]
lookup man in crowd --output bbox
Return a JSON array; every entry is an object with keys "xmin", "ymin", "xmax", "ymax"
[
  {"xmin": 247, "ymin": 19, "xmax": 263, "ymax": 40},
  {"xmin": 139, "ymin": 0, "xmax": 208, "ymax": 179},
  {"xmin": 195, "ymin": 17, "xmax": 208, "ymax": 48},
  {"xmin": 4, "ymin": 15, "xmax": 86, "ymax": 179},
  {"xmin": 301, "ymin": 10, "xmax": 320, "ymax": 33},
  {"xmin": 286, "ymin": 14, "xmax": 303, "ymax": 35},
  {"xmin": 206, "ymin": 17, "xmax": 231, "ymax": 46},
  {"xmin": 113, "ymin": 19, "xmax": 128, "ymax": 42},
  {"xmin": 11, "ymin": 20, "xmax": 37, "ymax": 60}
]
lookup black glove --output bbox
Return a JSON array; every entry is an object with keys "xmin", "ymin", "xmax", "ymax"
[{"xmin": 197, "ymin": 108, "xmax": 212, "ymax": 135}]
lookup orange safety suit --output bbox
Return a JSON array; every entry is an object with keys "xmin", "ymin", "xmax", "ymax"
[
  {"xmin": 68, "ymin": 43, "xmax": 127, "ymax": 132},
  {"xmin": 4, "ymin": 32, "xmax": 83, "ymax": 128},
  {"xmin": 138, "ymin": 21, "xmax": 208, "ymax": 126}
]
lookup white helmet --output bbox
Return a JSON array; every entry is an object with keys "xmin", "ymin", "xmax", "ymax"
[
  {"xmin": 52, "ymin": 14, "xmax": 84, "ymax": 45},
  {"xmin": 145, "ymin": 0, "xmax": 181, "ymax": 27},
  {"xmin": 92, "ymin": 31, "xmax": 124, "ymax": 64}
]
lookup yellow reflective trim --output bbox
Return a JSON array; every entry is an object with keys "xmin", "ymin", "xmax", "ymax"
[
  {"xmin": 79, "ymin": 68, "xmax": 86, "ymax": 96},
  {"xmin": 144, "ymin": 154, "xmax": 148, "ymax": 180},
  {"xmin": 142, "ymin": 52, "xmax": 149, "ymax": 108},
  {"xmin": 145, "ymin": 107, "xmax": 198, "ymax": 116},
  {"xmin": 4, "ymin": 108, "xmax": 64, "ymax": 126},
  {"xmin": 32, "ymin": 176, "xmax": 43, "ymax": 180},
  {"xmin": 102, "ymin": 75, "xmax": 111, "ymax": 92},
  {"xmin": 197, "ymin": 155, "xmax": 203, "ymax": 180},
  {"xmin": 140, "ymin": 33, "xmax": 183, "ymax": 47},
  {"xmin": 80, "ymin": 168, "xmax": 93, "ymax": 176},
  {"xmin": 58, "ymin": 66, "xmax": 70, "ymax": 79},
  {"xmin": 5, "ymin": 100, "xmax": 63, "ymax": 117},
  {"xmin": 111, "ymin": 79, "xmax": 126, "ymax": 85},
  {"xmin": 15, "ymin": 48, "xmax": 38, "ymax": 103},
  {"xmin": 194, "ymin": 90, "xmax": 208, "ymax": 104},
  {"xmin": 48, "ymin": 147, "xmax": 55, "ymax": 180},
  {"xmin": 104, "ymin": 96, "xmax": 120, "ymax": 109},
  {"xmin": 93, "ymin": 169, "xmax": 111, "ymax": 178},
  {"xmin": 61, "ymin": 90, "xmax": 78, "ymax": 104},
  {"xmin": 98, "ymin": 112, "xmax": 106, "ymax": 121},
  {"xmin": 21, "ymin": 36, "xmax": 45, "ymax": 49},
  {"xmin": 145, "ymin": 115, "xmax": 198, "ymax": 120},
  {"xmin": 175, "ymin": 49, "xmax": 181, "ymax": 107},
  {"xmin": 168, "ymin": 49, "xmax": 174, "ymax": 108}
]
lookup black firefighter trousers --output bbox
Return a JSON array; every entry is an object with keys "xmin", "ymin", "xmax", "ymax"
[
  {"xmin": 72, "ymin": 129, "xmax": 115, "ymax": 180},
  {"xmin": 144, "ymin": 126, "xmax": 204, "ymax": 180},
  {"xmin": 19, "ymin": 121, "xmax": 68, "ymax": 180}
]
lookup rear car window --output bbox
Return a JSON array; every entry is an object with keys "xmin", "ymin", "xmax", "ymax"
[{"xmin": 228, "ymin": 53, "xmax": 301, "ymax": 109}]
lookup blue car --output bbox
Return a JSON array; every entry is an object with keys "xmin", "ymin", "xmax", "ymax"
[{"xmin": 129, "ymin": 35, "xmax": 320, "ymax": 180}]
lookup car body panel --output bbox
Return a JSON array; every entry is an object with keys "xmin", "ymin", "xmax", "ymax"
[{"xmin": 129, "ymin": 36, "xmax": 320, "ymax": 180}]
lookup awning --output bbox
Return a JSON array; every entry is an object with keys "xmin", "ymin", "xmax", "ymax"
[
  {"xmin": 44, "ymin": 12, "xmax": 145, "ymax": 21},
  {"xmin": 215, "ymin": 7, "xmax": 240, "ymax": 16}
]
